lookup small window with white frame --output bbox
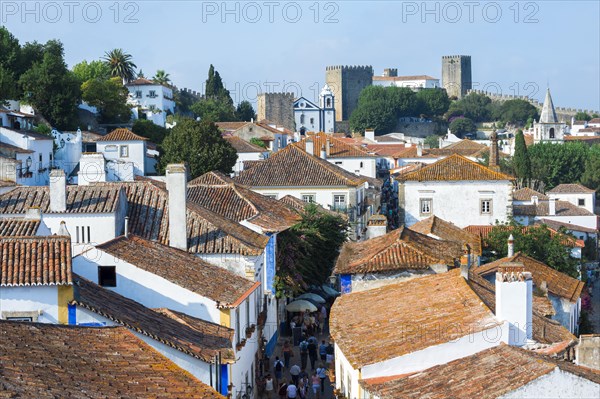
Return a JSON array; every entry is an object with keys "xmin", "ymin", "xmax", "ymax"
[
  {"xmin": 480, "ymin": 199, "xmax": 492, "ymax": 214},
  {"xmin": 333, "ymin": 194, "xmax": 346, "ymax": 211},
  {"xmin": 135, "ymin": 90, "xmax": 142, "ymax": 98},
  {"xmin": 302, "ymin": 194, "xmax": 316, "ymax": 203},
  {"xmin": 120, "ymin": 145, "xmax": 129, "ymax": 157},
  {"xmin": 578, "ymin": 198, "xmax": 585, "ymax": 206},
  {"xmin": 420, "ymin": 198, "xmax": 432, "ymax": 215}
]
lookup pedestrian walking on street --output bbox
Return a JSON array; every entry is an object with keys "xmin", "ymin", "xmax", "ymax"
[
  {"xmin": 316, "ymin": 364, "xmax": 327, "ymax": 394},
  {"xmin": 319, "ymin": 340, "xmax": 327, "ymax": 362},
  {"xmin": 286, "ymin": 382, "xmax": 298, "ymax": 399},
  {"xmin": 299, "ymin": 336, "xmax": 309, "ymax": 370},
  {"xmin": 265, "ymin": 374, "xmax": 275, "ymax": 399},
  {"xmin": 282, "ymin": 340, "xmax": 293, "ymax": 369},
  {"xmin": 290, "ymin": 364, "xmax": 301, "ymax": 386},
  {"xmin": 311, "ymin": 371, "xmax": 321, "ymax": 399},
  {"xmin": 274, "ymin": 357, "xmax": 284, "ymax": 386},
  {"xmin": 307, "ymin": 337, "xmax": 318, "ymax": 370},
  {"xmin": 278, "ymin": 379, "xmax": 288, "ymax": 399}
]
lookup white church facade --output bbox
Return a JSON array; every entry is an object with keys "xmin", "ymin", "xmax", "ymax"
[
  {"xmin": 530, "ymin": 88, "xmax": 567, "ymax": 144},
  {"xmin": 294, "ymin": 85, "xmax": 336, "ymax": 134}
]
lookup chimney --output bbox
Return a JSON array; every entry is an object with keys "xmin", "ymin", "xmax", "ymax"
[
  {"xmin": 24, "ymin": 207, "xmax": 41, "ymax": 220},
  {"xmin": 320, "ymin": 145, "xmax": 327, "ymax": 159},
  {"xmin": 166, "ymin": 164, "xmax": 188, "ymax": 250},
  {"xmin": 366, "ymin": 215, "xmax": 387, "ymax": 239},
  {"xmin": 49, "ymin": 169, "xmax": 67, "ymax": 213},
  {"xmin": 417, "ymin": 142, "xmax": 423, "ymax": 157},
  {"xmin": 124, "ymin": 216, "xmax": 129, "ymax": 238},
  {"xmin": 326, "ymin": 136, "xmax": 331, "ymax": 156},
  {"xmin": 305, "ymin": 138, "xmax": 314, "ymax": 156},
  {"xmin": 507, "ymin": 234, "xmax": 514, "ymax": 257},
  {"xmin": 489, "ymin": 130, "xmax": 500, "ymax": 171},
  {"xmin": 460, "ymin": 243, "xmax": 471, "ymax": 280},
  {"xmin": 531, "ymin": 196, "xmax": 538, "ymax": 205},
  {"xmin": 548, "ymin": 198, "xmax": 556, "ymax": 216},
  {"xmin": 365, "ymin": 129, "xmax": 375, "ymax": 142},
  {"xmin": 57, "ymin": 221, "xmax": 70, "ymax": 236},
  {"xmin": 495, "ymin": 263, "xmax": 533, "ymax": 346}
]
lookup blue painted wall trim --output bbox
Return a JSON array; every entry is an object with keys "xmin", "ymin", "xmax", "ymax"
[
  {"xmin": 68, "ymin": 304, "xmax": 76, "ymax": 325},
  {"xmin": 220, "ymin": 364, "xmax": 229, "ymax": 396},
  {"xmin": 340, "ymin": 274, "xmax": 352, "ymax": 294},
  {"xmin": 266, "ymin": 329, "xmax": 278, "ymax": 357},
  {"xmin": 265, "ymin": 234, "xmax": 276, "ymax": 294}
]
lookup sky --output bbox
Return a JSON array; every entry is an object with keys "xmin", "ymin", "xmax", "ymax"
[{"xmin": 2, "ymin": 0, "xmax": 599, "ymax": 111}]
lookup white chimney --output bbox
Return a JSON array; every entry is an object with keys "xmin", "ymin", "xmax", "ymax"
[
  {"xmin": 507, "ymin": 234, "xmax": 514, "ymax": 257},
  {"xmin": 305, "ymin": 138, "xmax": 314, "ymax": 156},
  {"xmin": 460, "ymin": 243, "xmax": 471, "ymax": 280},
  {"xmin": 320, "ymin": 145, "xmax": 327, "ymax": 159},
  {"xmin": 57, "ymin": 221, "xmax": 70, "ymax": 236},
  {"xmin": 326, "ymin": 137, "xmax": 331, "ymax": 156},
  {"xmin": 531, "ymin": 196, "xmax": 538, "ymax": 205},
  {"xmin": 365, "ymin": 129, "xmax": 375, "ymax": 142},
  {"xmin": 417, "ymin": 142, "xmax": 423, "ymax": 157},
  {"xmin": 49, "ymin": 169, "xmax": 67, "ymax": 213},
  {"xmin": 366, "ymin": 215, "xmax": 387, "ymax": 239},
  {"xmin": 25, "ymin": 207, "xmax": 41, "ymax": 220},
  {"xmin": 495, "ymin": 264, "xmax": 533, "ymax": 347},
  {"xmin": 548, "ymin": 198, "xmax": 556, "ymax": 216},
  {"xmin": 124, "ymin": 216, "xmax": 129, "ymax": 238},
  {"xmin": 166, "ymin": 164, "xmax": 188, "ymax": 250}
]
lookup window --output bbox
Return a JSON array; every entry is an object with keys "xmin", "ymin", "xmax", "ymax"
[
  {"xmin": 120, "ymin": 145, "xmax": 129, "ymax": 157},
  {"xmin": 310, "ymin": 117, "xmax": 314, "ymax": 124},
  {"xmin": 148, "ymin": 90, "xmax": 157, "ymax": 98},
  {"xmin": 420, "ymin": 198, "xmax": 432, "ymax": 215},
  {"xmin": 235, "ymin": 307, "xmax": 241, "ymax": 344},
  {"xmin": 300, "ymin": 114, "xmax": 305, "ymax": 124},
  {"xmin": 334, "ymin": 161, "xmax": 342, "ymax": 165},
  {"xmin": 549, "ymin": 128, "xmax": 555, "ymax": 139},
  {"xmin": 39, "ymin": 154, "xmax": 42, "ymax": 163},
  {"xmin": 302, "ymin": 194, "xmax": 316, "ymax": 203},
  {"xmin": 326, "ymin": 98, "xmax": 331, "ymax": 107},
  {"xmin": 360, "ymin": 161, "xmax": 364, "ymax": 168},
  {"xmin": 264, "ymin": 194, "xmax": 278, "ymax": 199},
  {"xmin": 76, "ymin": 226, "xmax": 92, "ymax": 243},
  {"xmin": 578, "ymin": 198, "xmax": 585, "ymax": 206},
  {"xmin": 480, "ymin": 199, "xmax": 492, "ymax": 214},
  {"xmin": 135, "ymin": 90, "xmax": 142, "ymax": 98},
  {"xmin": 246, "ymin": 298, "xmax": 250, "ymax": 329},
  {"xmin": 98, "ymin": 266, "xmax": 116, "ymax": 287},
  {"xmin": 333, "ymin": 194, "xmax": 346, "ymax": 211},
  {"xmin": 105, "ymin": 144, "xmax": 118, "ymax": 152},
  {"xmin": 6, "ymin": 316, "xmax": 33, "ymax": 322}
]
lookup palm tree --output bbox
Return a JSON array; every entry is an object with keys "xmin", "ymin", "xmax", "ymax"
[
  {"xmin": 153, "ymin": 70, "xmax": 171, "ymax": 86},
  {"xmin": 102, "ymin": 49, "xmax": 137, "ymax": 84}
]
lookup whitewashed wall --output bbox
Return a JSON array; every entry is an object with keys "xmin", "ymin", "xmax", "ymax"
[
  {"xmin": 98, "ymin": 140, "xmax": 146, "ymax": 176},
  {"xmin": 0, "ymin": 286, "xmax": 59, "ymax": 323},
  {"xmin": 548, "ymin": 192, "xmax": 595, "ymax": 214},
  {"xmin": 500, "ymin": 368, "xmax": 600, "ymax": 398}
]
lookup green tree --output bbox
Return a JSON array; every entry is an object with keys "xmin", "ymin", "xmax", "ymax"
[
  {"xmin": 494, "ymin": 99, "xmax": 539, "ymax": 126},
  {"xmin": 19, "ymin": 40, "xmax": 81, "ymax": 129},
  {"xmin": 204, "ymin": 64, "xmax": 233, "ymax": 105},
  {"xmin": 424, "ymin": 135, "xmax": 440, "ymax": 148},
  {"xmin": 81, "ymin": 77, "xmax": 131, "ymax": 123},
  {"xmin": 153, "ymin": 70, "xmax": 171, "ymax": 85},
  {"xmin": 102, "ymin": 48, "xmax": 137, "ymax": 83},
  {"xmin": 72, "ymin": 60, "xmax": 110, "ymax": 83},
  {"xmin": 250, "ymin": 137, "xmax": 266, "ymax": 148},
  {"xmin": 275, "ymin": 204, "xmax": 348, "ymax": 297},
  {"xmin": 236, "ymin": 100, "xmax": 256, "ymax": 121},
  {"xmin": 132, "ymin": 119, "xmax": 169, "ymax": 144},
  {"xmin": 447, "ymin": 92, "xmax": 492, "ymax": 122},
  {"xmin": 574, "ymin": 112, "xmax": 591, "ymax": 121},
  {"xmin": 513, "ymin": 130, "xmax": 531, "ymax": 180},
  {"xmin": 158, "ymin": 118, "xmax": 237, "ymax": 178},
  {"xmin": 449, "ymin": 117, "xmax": 476, "ymax": 137},
  {"xmin": 190, "ymin": 98, "xmax": 237, "ymax": 122},
  {"xmin": 0, "ymin": 27, "xmax": 21, "ymax": 101},
  {"xmin": 486, "ymin": 222, "xmax": 579, "ymax": 278},
  {"xmin": 528, "ymin": 141, "xmax": 589, "ymax": 189},
  {"xmin": 173, "ymin": 89, "xmax": 197, "ymax": 116},
  {"xmin": 416, "ymin": 88, "xmax": 450, "ymax": 117},
  {"xmin": 349, "ymin": 86, "xmax": 419, "ymax": 133},
  {"xmin": 580, "ymin": 144, "xmax": 600, "ymax": 195}
]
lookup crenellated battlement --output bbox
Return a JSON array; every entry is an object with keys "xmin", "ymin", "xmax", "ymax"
[{"xmin": 326, "ymin": 65, "xmax": 373, "ymax": 73}]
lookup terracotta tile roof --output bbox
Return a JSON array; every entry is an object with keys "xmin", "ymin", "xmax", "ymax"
[
  {"xmin": 109, "ymin": 179, "xmax": 269, "ymax": 256},
  {"xmin": 373, "ymin": 75, "xmax": 438, "ymax": 81},
  {"xmin": 95, "ymin": 235, "xmax": 256, "ymax": 306},
  {"xmin": 513, "ymin": 200, "xmax": 595, "ymax": 217},
  {"xmin": 0, "ymin": 236, "xmax": 72, "ymax": 286},
  {"xmin": 474, "ymin": 253, "xmax": 584, "ymax": 302},
  {"xmin": 577, "ymin": 127, "xmax": 600, "ymax": 133},
  {"xmin": 391, "ymin": 162, "xmax": 426, "ymax": 177},
  {"xmin": 360, "ymin": 344, "xmax": 598, "ymax": 399},
  {"xmin": 293, "ymin": 132, "xmax": 375, "ymax": 158},
  {"xmin": 330, "ymin": 269, "xmax": 500, "ymax": 368},
  {"xmin": 0, "ymin": 180, "xmax": 16, "ymax": 188},
  {"xmin": 0, "ymin": 185, "xmax": 124, "ymax": 214},
  {"xmin": 537, "ymin": 218, "xmax": 598, "ymax": 234},
  {"xmin": 364, "ymin": 144, "xmax": 415, "ymax": 157},
  {"xmin": 0, "ymin": 320, "xmax": 225, "ymax": 398},
  {"xmin": 216, "ymin": 121, "xmax": 249, "ymax": 132},
  {"xmin": 409, "ymin": 215, "xmax": 483, "ymax": 255},
  {"xmin": 524, "ymin": 133, "xmax": 534, "ymax": 146},
  {"xmin": 72, "ymin": 275, "xmax": 234, "ymax": 363},
  {"xmin": 188, "ymin": 171, "xmax": 300, "ymax": 233},
  {"xmin": 234, "ymin": 145, "xmax": 366, "ymax": 188},
  {"xmin": 398, "ymin": 154, "xmax": 514, "ymax": 181},
  {"xmin": 427, "ymin": 139, "xmax": 490, "ymax": 157},
  {"xmin": 534, "ymin": 295, "xmax": 556, "ymax": 317},
  {"xmin": 547, "ymin": 183, "xmax": 596, "ymax": 194},
  {"xmin": 256, "ymin": 120, "xmax": 294, "ymax": 136},
  {"xmin": 0, "ymin": 141, "xmax": 34, "ymax": 154},
  {"xmin": 565, "ymin": 135, "xmax": 600, "ymax": 144},
  {"xmin": 589, "ymin": 118, "xmax": 600, "ymax": 124},
  {"xmin": 96, "ymin": 127, "xmax": 147, "ymax": 141},
  {"xmin": 334, "ymin": 226, "xmax": 461, "ymax": 275},
  {"xmin": 463, "ymin": 224, "xmax": 582, "ymax": 248},
  {"xmin": 513, "ymin": 187, "xmax": 549, "ymax": 201},
  {"xmin": 278, "ymin": 195, "xmax": 340, "ymax": 217},
  {"xmin": 467, "ymin": 271, "xmax": 576, "ymax": 344},
  {"xmin": 0, "ymin": 218, "xmax": 40, "ymax": 236},
  {"xmin": 224, "ymin": 136, "xmax": 266, "ymax": 153},
  {"xmin": 126, "ymin": 77, "xmax": 161, "ymax": 86}
]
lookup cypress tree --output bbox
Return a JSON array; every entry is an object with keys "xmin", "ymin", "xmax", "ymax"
[{"xmin": 513, "ymin": 130, "xmax": 531, "ymax": 180}]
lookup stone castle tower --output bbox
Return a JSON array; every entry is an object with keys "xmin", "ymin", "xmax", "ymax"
[
  {"xmin": 325, "ymin": 65, "xmax": 373, "ymax": 122},
  {"xmin": 257, "ymin": 92, "xmax": 295, "ymax": 131},
  {"xmin": 442, "ymin": 55, "xmax": 472, "ymax": 99}
]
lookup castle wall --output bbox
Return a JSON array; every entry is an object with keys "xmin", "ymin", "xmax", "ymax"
[
  {"xmin": 326, "ymin": 65, "xmax": 373, "ymax": 122},
  {"xmin": 257, "ymin": 93, "xmax": 295, "ymax": 131},
  {"xmin": 442, "ymin": 55, "xmax": 472, "ymax": 99}
]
